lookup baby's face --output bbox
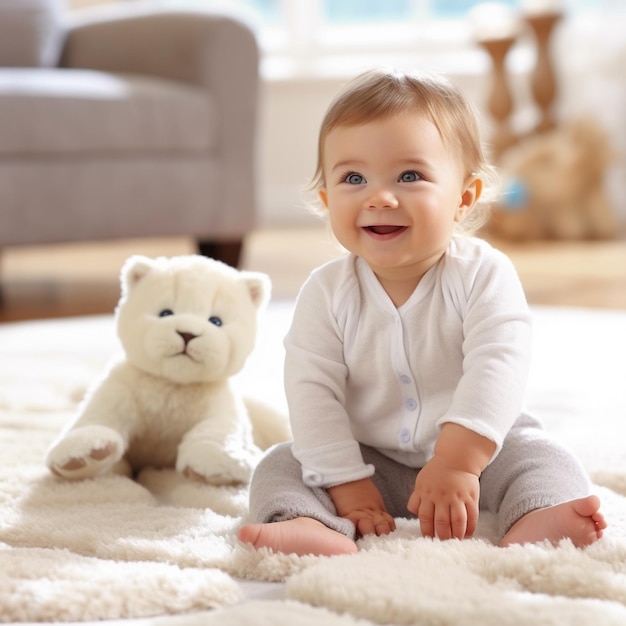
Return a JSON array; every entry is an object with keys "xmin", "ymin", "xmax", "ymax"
[{"xmin": 318, "ymin": 112, "xmax": 478, "ymax": 284}]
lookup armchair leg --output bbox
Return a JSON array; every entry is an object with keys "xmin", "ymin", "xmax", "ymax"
[{"xmin": 197, "ymin": 239, "xmax": 243, "ymax": 268}]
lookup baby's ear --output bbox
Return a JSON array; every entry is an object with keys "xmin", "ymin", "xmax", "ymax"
[
  {"xmin": 241, "ymin": 271, "xmax": 272, "ymax": 310},
  {"xmin": 456, "ymin": 176, "xmax": 483, "ymax": 222},
  {"xmin": 120, "ymin": 255, "xmax": 155, "ymax": 296}
]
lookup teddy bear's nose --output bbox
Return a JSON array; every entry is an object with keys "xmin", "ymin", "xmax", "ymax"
[{"xmin": 177, "ymin": 331, "xmax": 197, "ymax": 345}]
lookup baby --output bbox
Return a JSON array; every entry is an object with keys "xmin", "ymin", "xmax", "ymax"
[{"xmin": 239, "ymin": 68, "xmax": 606, "ymax": 556}]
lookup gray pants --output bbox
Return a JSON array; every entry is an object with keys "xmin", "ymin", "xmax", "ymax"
[{"xmin": 247, "ymin": 414, "xmax": 591, "ymax": 540}]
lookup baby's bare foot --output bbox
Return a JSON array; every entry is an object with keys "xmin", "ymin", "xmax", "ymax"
[
  {"xmin": 238, "ymin": 517, "xmax": 358, "ymax": 557},
  {"xmin": 500, "ymin": 495, "xmax": 606, "ymax": 548}
]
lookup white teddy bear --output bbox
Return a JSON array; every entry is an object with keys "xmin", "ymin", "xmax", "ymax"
[{"xmin": 46, "ymin": 254, "xmax": 273, "ymax": 486}]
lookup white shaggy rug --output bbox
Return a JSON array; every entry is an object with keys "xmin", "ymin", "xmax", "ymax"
[{"xmin": 1, "ymin": 301, "xmax": 626, "ymax": 625}]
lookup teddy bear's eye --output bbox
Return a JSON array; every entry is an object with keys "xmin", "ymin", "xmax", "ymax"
[
  {"xmin": 159, "ymin": 309, "xmax": 174, "ymax": 318},
  {"xmin": 209, "ymin": 316, "xmax": 223, "ymax": 327}
]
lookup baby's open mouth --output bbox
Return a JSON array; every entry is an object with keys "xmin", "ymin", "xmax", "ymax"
[{"xmin": 365, "ymin": 225, "xmax": 407, "ymax": 235}]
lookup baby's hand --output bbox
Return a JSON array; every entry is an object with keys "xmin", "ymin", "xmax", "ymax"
[
  {"xmin": 406, "ymin": 456, "xmax": 480, "ymax": 540},
  {"xmin": 327, "ymin": 477, "xmax": 396, "ymax": 538}
]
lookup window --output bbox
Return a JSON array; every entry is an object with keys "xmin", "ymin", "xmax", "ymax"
[
  {"xmin": 227, "ymin": 0, "xmax": 522, "ymax": 24},
  {"xmin": 153, "ymin": 0, "xmax": 616, "ymax": 79}
]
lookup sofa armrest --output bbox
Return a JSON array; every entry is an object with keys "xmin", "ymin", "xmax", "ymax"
[{"xmin": 60, "ymin": 5, "xmax": 260, "ymax": 237}]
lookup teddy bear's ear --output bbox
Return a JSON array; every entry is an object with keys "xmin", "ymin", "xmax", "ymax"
[
  {"xmin": 120, "ymin": 255, "xmax": 156, "ymax": 296},
  {"xmin": 241, "ymin": 271, "xmax": 271, "ymax": 310}
]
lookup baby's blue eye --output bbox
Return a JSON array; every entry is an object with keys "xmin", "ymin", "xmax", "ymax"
[
  {"xmin": 345, "ymin": 173, "xmax": 365, "ymax": 185},
  {"xmin": 399, "ymin": 171, "xmax": 420, "ymax": 183},
  {"xmin": 159, "ymin": 309, "xmax": 174, "ymax": 317},
  {"xmin": 209, "ymin": 316, "xmax": 223, "ymax": 327}
]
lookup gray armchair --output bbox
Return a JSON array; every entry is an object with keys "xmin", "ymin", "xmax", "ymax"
[{"xmin": 0, "ymin": 0, "xmax": 260, "ymax": 269}]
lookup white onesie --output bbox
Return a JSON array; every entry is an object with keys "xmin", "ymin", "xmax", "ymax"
[{"xmin": 285, "ymin": 235, "xmax": 532, "ymax": 488}]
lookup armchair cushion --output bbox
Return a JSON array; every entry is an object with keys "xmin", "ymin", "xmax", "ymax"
[
  {"xmin": 0, "ymin": 0, "xmax": 65, "ymax": 67},
  {"xmin": 0, "ymin": 69, "xmax": 216, "ymax": 156}
]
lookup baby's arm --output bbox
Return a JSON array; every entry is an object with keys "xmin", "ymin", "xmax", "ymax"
[
  {"xmin": 407, "ymin": 423, "xmax": 496, "ymax": 540},
  {"xmin": 327, "ymin": 477, "xmax": 396, "ymax": 538}
]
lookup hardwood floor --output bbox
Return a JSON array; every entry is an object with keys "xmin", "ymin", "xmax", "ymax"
[
  {"xmin": 488, "ymin": 237, "xmax": 626, "ymax": 310},
  {"xmin": 0, "ymin": 228, "xmax": 624, "ymax": 323}
]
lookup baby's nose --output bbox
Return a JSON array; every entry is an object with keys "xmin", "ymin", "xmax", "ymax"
[{"xmin": 367, "ymin": 187, "xmax": 399, "ymax": 209}]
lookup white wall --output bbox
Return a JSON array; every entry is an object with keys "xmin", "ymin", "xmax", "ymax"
[{"xmin": 257, "ymin": 78, "xmax": 337, "ymax": 227}]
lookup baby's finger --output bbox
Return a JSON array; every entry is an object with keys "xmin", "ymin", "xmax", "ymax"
[
  {"xmin": 450, "ymin": 501, "xmax": 468, "ymax": 539},
  {"xmin": 434, "ymin": 504, "xmax": 452, "ymax": 540},
  {"xmin": 465, "ymin": 501, "xmax": 479, "ymax": 538},
  {"xmin": 418, "ymin": 500, "xmax": 436, "ymax": 538},
  {"xmin": 407, "ymin": 491, "xmax": 420, "ymax": 515},
  {"xmin": 355, "ymin": 517, "xmax": 376, "ymax": 537},
  {"xmin": 374, "ymin": 511, "xmax": 397, "ymax": 535}
]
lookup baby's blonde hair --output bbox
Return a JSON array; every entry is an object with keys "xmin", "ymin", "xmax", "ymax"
[{"xmin": 310, "ymin": 68, "xmax": 498, "ymax": 234}]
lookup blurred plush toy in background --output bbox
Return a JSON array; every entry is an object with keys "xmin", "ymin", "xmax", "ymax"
[{"xmin": 489, "ymin": 117, "xmax": 618, "ymax": 240}]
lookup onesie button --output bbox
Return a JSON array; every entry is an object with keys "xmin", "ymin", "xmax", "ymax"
[
  {"xmin": 400, "ymin": 428, "xmax": 411, "ymax": 444},
  {"xmin": 400, "ymin": 375, "xmax": 411, "ymax": 385},
  {"xmin": 405, "ymin": 398, "xmax": 418, "ymax": 411}
]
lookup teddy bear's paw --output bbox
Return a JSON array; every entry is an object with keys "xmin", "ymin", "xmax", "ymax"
[
  {"xmin": 182, "ymin": 466, "xmax": 232, "ymax": 485},
  {"xmin": 177, "ymin": 440, "xmax": 259, "ymax": 486},
  {"xmin": 45, "ymin": 425, "xmax": 125, "ymax": 480}
]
